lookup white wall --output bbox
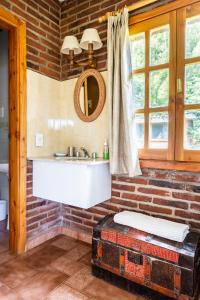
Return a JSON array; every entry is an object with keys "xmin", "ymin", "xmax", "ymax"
[
  {"xmin": 0, "ymin": 30, "xmax": 8, "ymax": 163},
  {"xmin": 60, "ymin": 71, "xmax": 109, "ymax": 157},
  {"xmin": 27, "ymin": 70, "xmax": 67, "ymax": 157},
  {"xmin": 27, "ymin": 70, "xmax": 109, "ymax": 158}
]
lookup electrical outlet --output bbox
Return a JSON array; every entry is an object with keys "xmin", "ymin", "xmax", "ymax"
[{"xmin": 35, "ymin": 133, "xmax": 44, "ymax": 147}]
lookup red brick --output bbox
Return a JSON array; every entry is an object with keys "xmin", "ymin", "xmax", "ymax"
[
  {"xmin": 40, "ymin": 215, "xmax": 59, "ymax": 225},
  {"xmin": 111, "ymin": 191, "xmax": 120, "ymax": 197},
  {"xmin": 71, "ymin": 210, "xmax": 92, "ymax": 220},
  {"xmin": 175, "ymin": 210, "xmax": 200, "ymax": 221},
  {"xmin": 121, "ymin": 192, "xmax": 152, "ymax": 203},
  {"xmin": 26, "ymin": 196, "xmax": 37, "ymax": 203},
  {"xmin": 139, "ymin": 204, "xmax": 172, "ymax": 215},
  {"xmin": 138, "ymin": 187, "xmax": 170, "ymax": 197},
  {"xmin": 83, "ymin": 220, "xmax": 97, "ymax": 227},
  {"xmin": 115, "ymin": 176, "xmax": 148, "ymax": 185},
  {"xmin": 27, "ymin": 223, "xmax": 39, "ymax": 231},
  {"xmin": 189, "ymin": 221, "xmax": 200, "ymax": 230},
  {"xmin": 0, "ymin": 0, "xmax": 11, "ymax": 9},
  {"xmin": 87, "ymin": 207, "xmax": 107, "ymax": 216},
  {"xmin": 172, "ymin": 192, "xmax": 200, "ymax": 202},
  {"xmin": 70, "ymin": 222, "xmax": 93, "ymax": 234},
  {"xmin": 191, "ymin": 203, "xmax": 200, "ymax": 211},
  {"xmin": 27, "ymin": 214, "xmax": 48, "ymax": 225},
  {"xmin": 94, "ymin": 215, "xmax": 103, "ymax": 222},
  {"xmin": 64, "ymin": 214, "xmax": 82, "ymax": 224},
  {"xmin": 110, "ymin": 198, "xmax": 137, "ymax": 209},
  {"xmin": 153, "ymin": 198, "xmax": 188, "ymax": 209},
  {"xmin": 112, "ymin": 183, "xmax": 135, "ymax": 192}
]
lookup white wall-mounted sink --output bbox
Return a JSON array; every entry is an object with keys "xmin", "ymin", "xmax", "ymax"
[{"xmin": 31, "ymin": 157, "xmax": 111, "ymax": 209}]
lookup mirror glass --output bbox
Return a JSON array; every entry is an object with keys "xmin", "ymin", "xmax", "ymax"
[{"xmin": 80, "ymin": 76, "xmax": 99, "ymax": 116}]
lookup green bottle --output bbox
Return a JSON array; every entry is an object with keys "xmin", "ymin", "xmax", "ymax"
[{"xmin": 103, "ymin": 140, "xmax": 109, "ymax": 160}]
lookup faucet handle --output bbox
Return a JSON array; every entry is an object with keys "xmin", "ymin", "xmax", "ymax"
[{"xmin": 81, "ymin": 147, "xmax": 90, "ymax": 158}]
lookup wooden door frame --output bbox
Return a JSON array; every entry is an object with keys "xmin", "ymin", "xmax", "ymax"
[{"xmin": 0, "ymin": 7, "xmax": 27, "ymax": 253}]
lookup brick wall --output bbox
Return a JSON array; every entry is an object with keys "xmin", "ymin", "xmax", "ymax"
[
  {"xmin": 60, "ymin": 0, "xmax": 174, "ymax": 80},
  {"xmin": 27, "ymin": 161, "xmax": 62, "ymax": 239},
  {"xmin": 27, "ymin": 160, "xmax": 200, "ymax": 241},
  {"xmin": 62, "ymin": 169, "xmax": 200, "ymax": 237},
  {"xmin": 1, "ymin": 0, "xmax": 174, "ymax": 80},
  {"xmin": 0, "ymin": 0, "xmax": 61, "ymax": 80},
  {"xmin": 3, "ymin": 0, "xmax": 199, "ymax": 243}
]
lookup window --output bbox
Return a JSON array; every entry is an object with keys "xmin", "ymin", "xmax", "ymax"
[{"xmin": 129, "ymin": 1, "xmax": 200, "ymax": 162}]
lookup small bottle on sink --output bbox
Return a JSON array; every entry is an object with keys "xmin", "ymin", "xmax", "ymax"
[{"xmin": 103, "ymin": 140, "xmax": 109, "ymax": 160}]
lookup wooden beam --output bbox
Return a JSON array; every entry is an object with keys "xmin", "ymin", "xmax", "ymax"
[
  {"xmin": 140, "ymin": 160, "xmax": 200, "ymax": 172},
  {"xmin": 98, "ymin": 0, "xmax": 160, "ymax": 23},
  {"xmin": 0, "ymin": 7, "xmax": 27, "ymax": 254},
  {"xmin": 0, "ymin": 7, "xmax": 19, "ymax": 29},
  {"xmin": 129, "ymin": 0, "xmax": 200, "ymax": 25}
]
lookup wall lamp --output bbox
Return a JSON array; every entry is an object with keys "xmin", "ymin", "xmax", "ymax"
[{"xmin": 61, "ymin": 28, "xmax": 102, "ymax": 69}]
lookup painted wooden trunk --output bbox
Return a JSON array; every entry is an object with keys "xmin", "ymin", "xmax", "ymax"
[{"xmin": 92, "ymin": 214, "xmax": 200, "ymax": 300}]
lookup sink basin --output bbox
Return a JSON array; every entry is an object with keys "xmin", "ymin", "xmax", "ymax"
[{"xmin": 55, "ymin": 156, "xmax": 91, "ymax": 161}]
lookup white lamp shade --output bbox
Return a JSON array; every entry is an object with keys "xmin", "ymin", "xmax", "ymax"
[
  {"xmin": 80, "ymin": 28, "xmax": 102, "ymax": 50},
  {"xmin": 61, "ymin": 36, "xmax": 82, "ymax": 54}
]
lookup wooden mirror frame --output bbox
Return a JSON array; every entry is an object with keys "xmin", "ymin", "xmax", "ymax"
[{"xmin": 74, "ymin": 69, "xmax": 106, "ymax": 122}]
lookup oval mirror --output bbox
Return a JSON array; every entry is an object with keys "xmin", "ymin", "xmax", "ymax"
[{"xmin": 74, "ymin": 69, "xmax": 106, "ymax": 122}]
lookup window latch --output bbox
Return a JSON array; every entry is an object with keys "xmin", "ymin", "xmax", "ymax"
[{"xmin": 177, "ymin": 78, "xmax": 182, "ymax": 93}]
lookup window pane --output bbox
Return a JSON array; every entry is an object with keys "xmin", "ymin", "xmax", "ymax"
[
  {"xmin": 150, "ymin": 25, "xmax": 169, "ymax": 66},
  {"xmin": 186, "ymin": 16, "xmax": 200, "ymax": 59},
  {"xmin": 184, "ymin": 110, "xmax": 200, "ymax": 150},
  {"xmin": 135, "ymin": 114, "xmax": 144, "ymax": 149},
  {"xmin": 185, "ymin": 63, "xmax": 200, "ymax": 104},
  {"xmin": 149, "ymin": 112, "xmax": 168, "ymax": 149},
  {"xmin": 150, "ymin": 69, "xmax": 169, "ymax": 107},
  {"xmin": 133, "ymin": 73, "xmax": 145, "ymax": 109},
  {"xmin": 131, "ymin": 33, "xmax": 145, "ymax": 70}
]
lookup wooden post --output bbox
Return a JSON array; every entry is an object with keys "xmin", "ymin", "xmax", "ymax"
[{"xmin": 0, "ymin": 7, "xmax": 27, "ymax": 254}]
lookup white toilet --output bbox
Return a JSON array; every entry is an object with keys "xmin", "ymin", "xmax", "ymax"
[
  {"xmin": 0, "ymin": 200, "xmax": 7, "ymax": 221},
  {"xmin": 0, "ymin": 163, "xmax": 9, "ymax": 227}
]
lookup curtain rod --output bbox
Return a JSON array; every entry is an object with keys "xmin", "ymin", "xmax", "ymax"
[{"xmin": 98, "ymin": 0, "xmax": 160, "ymax": 23}]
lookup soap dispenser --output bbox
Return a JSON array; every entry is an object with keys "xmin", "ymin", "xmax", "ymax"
[{"xmin": 103, "ymin": 140, "xmax": 109, "ymax": 160}]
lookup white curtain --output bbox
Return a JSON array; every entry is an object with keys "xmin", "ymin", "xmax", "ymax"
[{"xmin": 107, "ymin": 8, "xmax": 141, "ymax": 177}]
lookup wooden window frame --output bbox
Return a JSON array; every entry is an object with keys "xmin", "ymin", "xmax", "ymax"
[
  {"xmin": 130, "ymin": 12, "xmax": 176, "ymax": 161},
  {"xmin": 176, "ymin": 1, "xmax": 200, "ymax": 162},
  {"xmin": 129, "ymin": 0, "xmax": 200, "ymax": 172},
  {"xmin": 0, "ymin": 7, "xmax": 27, "ymax": 253}
]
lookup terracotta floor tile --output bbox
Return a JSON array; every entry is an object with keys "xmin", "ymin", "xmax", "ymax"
[
  {"xmin": 0, "ymin": 220, "xmax": 6, "ymax": 230},
  {"xmin": 0, "ymin": 284, "xmax": 21, "ymax": 300},
  {"xmin": 84, "ymin": 277, "xmax": 139, "ymax": 300},
  {"xmin": 14, "ymin": 269, "xmax": 69, "ymax": 300},
  {"xmin": 0, "ymin": 258, "xmax": 38, "ymax": 289},
  {"xmin": 66, "ymin": 266, "xmax": 94, "ymax": 291},
  {"xmin": 51, "ymin": 258, "xmax": 86, "ymax": 276},
  {"xmin": 78, "ymin": 252, "xmax": 91, "ymax": 266},
  {"xmin": 21, "ymin": 244, "xmax": 47, "ymax": 258},
  {"xmin": 45, "ymin": 284, "xmax": 89, "ymax": 300},
  {"xmin": 0, "ymin": 231, "xmax": 9, "ymax": 245},
  {"xmin": 1, "ymin": 235, "xmax": 197, "ymax": 300},
  {"xmin": 22, "ymin": 245, "xmax": 67, "ymax": 269},
  {"xmin": 65, "ymin": 244, "xmax": 91, "ymax": 262},
  {"xmin": 50, "ymin": 235, "xmax": 78, "ymax": 251},
  {"xmin": 0, "ymin": 244, "xmax": 8, "ymax": 254},
  {"xmin": 0, "ymin": 250, "xmax": 17, "ymax": 265}
]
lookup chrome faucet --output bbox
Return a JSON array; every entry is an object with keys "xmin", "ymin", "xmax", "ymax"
[{"xmin": 81, "ymin": 147, "xmax": 90, "ymax": 158}]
